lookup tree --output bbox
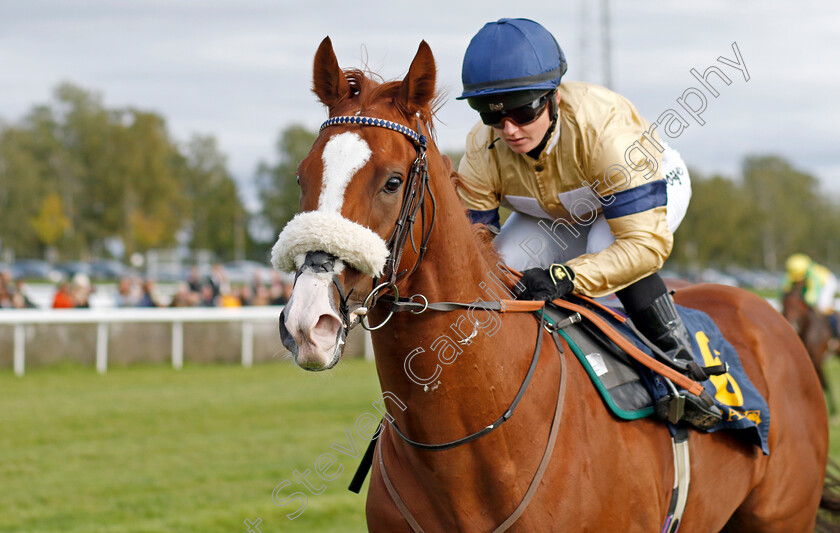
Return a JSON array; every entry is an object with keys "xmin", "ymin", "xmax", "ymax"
[
  {"xmin": 742, "ymin": 155, "xmax": 824, "ymax": 271},
  {"xmin": 256, "ymin": 124, "xmax": 316, "ymax": 237},
  {"xmin": 0, "ymin": 126, "xmax": 45, "ymax": 257},
  {"xmin": 30, "ymin": 192, "xmax": 71, "ymax": 256},
  {"xmin": 181, "ymin": 135, "xmax": 248, "ymax": 260},
  {"xmin": 671, "ymin": 172, "xmax": 753, "ymax": 267},
  {"xmin": 51, "ymin": 83, "xmax": 111, "ymax": 255},
  {"xmin": 669, "ymin": 155, "xmax": 839, "ymax": 272},
  {"xmin": 0, "ymin": 82, "xmax": 247, "ymax": 261},
  {"xmin": 130, "ymin": 209, "xmax": 167, "ymax": 249}
]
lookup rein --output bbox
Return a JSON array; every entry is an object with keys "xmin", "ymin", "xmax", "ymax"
[
  {"xmin": 315, "ymin": 115, "xmax": 570, "ymax": 453},
  {"xmin": 388, "ymin": 311, "xmax": 556, "ymax": 451}
]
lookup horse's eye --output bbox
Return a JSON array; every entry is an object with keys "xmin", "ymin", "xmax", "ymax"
[{"xmin": 383, "ymin": 176, "xmax": 402, "ymax": 194}]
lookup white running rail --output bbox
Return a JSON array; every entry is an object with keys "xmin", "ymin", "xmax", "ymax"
[{"xmin": 0, "ymin": 306, "xmax": 374, "ymax": 376}]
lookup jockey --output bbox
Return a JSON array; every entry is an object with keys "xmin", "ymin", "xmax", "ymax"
[
  {"xmin": 456, "ymin": 18, "xmax": 721, "ymax": 429},
  {"xmin": 783, "ymin": 253, "xmax": 839, "ymax": 336}
]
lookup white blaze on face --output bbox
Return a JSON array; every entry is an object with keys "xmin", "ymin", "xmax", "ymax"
[
  {"xmin": 280, "ymin": 132, "xmax": 373, "ymax": 370},
  {"xmin": 318, "ymin": 132, "xmax": 371, "ymax": 213},
  {"xmin": 278, "ymin": 132, "xmax": 376, "ymax": 370}
]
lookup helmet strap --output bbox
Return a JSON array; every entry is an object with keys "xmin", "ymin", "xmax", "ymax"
[
  {"xmin": 547, "ymin": 90, "xmax": 559, "ymax": 121},
  {"xmin": 526, "ymin": 91, "xmax": 559, "ymax": 160}
]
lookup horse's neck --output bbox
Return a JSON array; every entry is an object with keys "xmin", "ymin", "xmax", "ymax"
[{"xmin": 369, "ymin": 165, "xmax": 530, "ymax": 440}]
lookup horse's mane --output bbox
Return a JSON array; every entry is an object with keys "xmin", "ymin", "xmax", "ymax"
[
  {"xmin": 448, "ymin": 167, "xmax": 504, "ymax": 270},
  {"xmin": 469, "ymin": 223, "xmax": 503, "ymax": 269}
]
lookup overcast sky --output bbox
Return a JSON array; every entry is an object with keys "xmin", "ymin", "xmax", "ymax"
[{"xmin": 2, "ymin": 0, "xmax": 839, "ymax": 206}]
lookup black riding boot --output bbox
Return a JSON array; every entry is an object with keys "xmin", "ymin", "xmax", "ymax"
[{"xmin": 630, "ymin": 293, "xmax": 723, "ymax": 430}]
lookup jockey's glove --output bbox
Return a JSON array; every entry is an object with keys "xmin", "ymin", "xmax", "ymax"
[{"xmin": 518, "ymin": 264, "xmax": 576, "ymax": 301}]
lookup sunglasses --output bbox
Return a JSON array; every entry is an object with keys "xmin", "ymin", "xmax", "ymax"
[{"xmin": 479, "ymin": 93, "xmax": 551, "ymax": 128}]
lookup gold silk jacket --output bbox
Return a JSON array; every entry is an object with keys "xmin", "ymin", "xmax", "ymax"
[{"xmin": 457, "ymin": 81, "xmax": 673, "ymax": 297}]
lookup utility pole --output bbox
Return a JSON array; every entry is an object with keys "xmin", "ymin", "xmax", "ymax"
[
  {"xmin": 234, "ymin": 207, "xmax": 246, "ymax": 261},
  {"xmin": 579, "ymin": 0, "xmax": 588, "ymax": 80},
  {"xmin": 601, "ymin": 0, "xmax": 613, "ymax": 89}
]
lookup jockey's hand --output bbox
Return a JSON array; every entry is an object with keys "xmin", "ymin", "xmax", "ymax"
[{"xmin": 518, "ymin": 264, "xmax": 575, "ymax": 301}]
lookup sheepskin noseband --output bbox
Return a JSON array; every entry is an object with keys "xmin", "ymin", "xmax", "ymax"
[{"xmin": 271, "ymin": 211, "xmax": 389, "ymax": 277}]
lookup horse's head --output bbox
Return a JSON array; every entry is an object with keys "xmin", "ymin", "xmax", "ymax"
[
  {"xmin": 782, "ymin": 280, "xmax": 809, "ymax": 334},
  {"xmin": 271, "ymin": 37, "xmax": 439, "ymax": 371}
]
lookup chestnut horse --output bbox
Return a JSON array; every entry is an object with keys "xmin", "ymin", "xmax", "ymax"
[
  {"xmin": 274, "ymin": 37, "xmax": 830, "ymax": 531},
  {"xmin": 782, "ymin": 280, "xmax": 837, "ymax": 414}
]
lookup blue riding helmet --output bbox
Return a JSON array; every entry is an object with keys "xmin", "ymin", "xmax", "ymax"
[{"xmin": 458, "ymin": 18, "xmax": 567, "ymax": 111}]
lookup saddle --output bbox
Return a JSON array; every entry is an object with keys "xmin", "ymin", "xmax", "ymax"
[
  {"xmin": 543, "ymin": 295, "xmax": 770, "ymax": 454},
  {"xmin": 542, "ymin": 301, "xmax": 653, "ymax": 419}
]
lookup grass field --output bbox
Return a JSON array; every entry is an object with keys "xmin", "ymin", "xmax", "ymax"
[
  {"xmin": 2, "ymin": 356, "xmax": 840, "ymax": 533},
  {"xmin": 0, "ymin": 360, "xmax": 380, "ymax": 533}
]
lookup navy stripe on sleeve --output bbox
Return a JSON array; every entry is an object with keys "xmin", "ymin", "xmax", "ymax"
[
  {"xmin": 467, "ymin": 208, "xmax": 501, "ymax": 230},
  {"xmin": 601, "ymin": 180, "xmax": 667, "ymax": 219}
]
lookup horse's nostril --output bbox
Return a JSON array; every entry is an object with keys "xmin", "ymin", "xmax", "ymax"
[{"xmin": 311, "ymin": 314, "xmax": 342, "ymax": 347}]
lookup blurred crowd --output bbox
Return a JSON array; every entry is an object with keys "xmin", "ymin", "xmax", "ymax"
[
  {"xmin": 114, "ymin": 265, "xmax": 293, "ymax": 308},
  {"xmin": 0, "ymin": 269, "xmax": 37, "ymax": 309},
  {"xmin": 0, "ymin": 264, "xmax": 293, "ymax": 309}
]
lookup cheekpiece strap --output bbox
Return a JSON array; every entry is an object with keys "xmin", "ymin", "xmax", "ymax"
[{"xmin": 320, "ymin": 115, "xmax": 427, "ymax": 148}]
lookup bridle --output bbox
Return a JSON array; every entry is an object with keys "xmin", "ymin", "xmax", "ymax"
[{"xmin": 314, "ymin": 114, "xmax": 436, "ymax": 333}]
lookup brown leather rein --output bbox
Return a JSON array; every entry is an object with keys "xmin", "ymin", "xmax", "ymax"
[{"xmin": 385, "ymin": 294, "xmax": 705, "ymax": 397}]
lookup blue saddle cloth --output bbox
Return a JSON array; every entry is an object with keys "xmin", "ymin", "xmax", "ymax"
[
  {"xmin": 555, "ymin": 298, "xmax": 771, "ymax": 455},
  {"xmin": 643, "ymin": 305, "xmax": 769, "ymax": 454}
]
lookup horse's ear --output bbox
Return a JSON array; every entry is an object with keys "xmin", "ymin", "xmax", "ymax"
[
  {"xmin": 312, "ymin": 36, "xmax": 351, "ymax": 108},
  {"xmin": 397, "ymin": 41, "xmax": 436, "ymax": 114}
]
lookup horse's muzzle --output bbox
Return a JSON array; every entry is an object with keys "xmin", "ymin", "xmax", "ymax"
[{"xmin": 278, "ymin": 252, "xmax": 347, "ymax": 371}]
